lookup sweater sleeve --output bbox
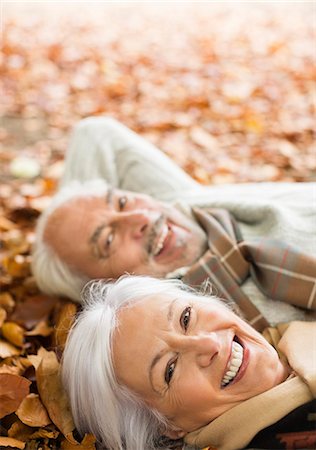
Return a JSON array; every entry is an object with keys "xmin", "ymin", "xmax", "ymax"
[
  {"xmin": 278, "ymin": 321, "xmax": 316, "ymax": 397},
  {"xmin": 60, "ymin": 116, "xmax": 199, "ymax": 201}
]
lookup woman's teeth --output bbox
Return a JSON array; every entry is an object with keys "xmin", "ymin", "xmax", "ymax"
[
  {"xmin": 153, "ymin": 224, "xmax": 168, "ymax": 256},
  {"xmin": 221, "ymin": 340, "xmax": 243, "ymax": 387}
]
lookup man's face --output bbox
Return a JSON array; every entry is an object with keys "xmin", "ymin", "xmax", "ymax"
[
  {"xmin": 44, "ymin": 189, "xmax": 207, "ymax": 279},
  {"xmin": 113, "ymin": 294, "xmax": 288, "ymax": 434}
]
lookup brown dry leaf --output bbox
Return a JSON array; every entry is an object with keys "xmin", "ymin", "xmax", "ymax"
[
  {"xmin": 29, "ymin": 428, "xmax": 59, "ymax": 440},
  {"xmin": 0, "ymin": 339, "xmax": 20, "ymax": 358},
  {"xmin": 16, "ymin": 393, "xmax": 51, "ymax": 427},
  {"xmin": 0, "ymin": 437, "xmax": 25, "ymax": 449},
  {"xmin": 54, "ymin": 302, "xmax": 77, "ymax": 351},
  {"xmin": 0, "ymin": 373, "xmax": 31, "ymax": 419},
  {"xmin": 25, "ymin": 319, "xmax": 53, "ymax": 337},
  {"xmin": 0, "ymin": 364, "xmax": 22, "ymax": 375},
  {"xmin": 0, "ymin": 292, "xmax": 15, "ymax": 313},
  {"xmin": 0, "ymin": 216, "xmax": 16, "ymax": 231},
  {"xmin": 2, "ymin": 255, "xmax": 31, "ymax": 278},
  {"xmin": 0, "ymin": 306, "xmax": 7, "ymax": 327},
  {"xmin": 36, "ymin": 348, "xmax": 75, "ymax": 436},
  {"xmin": 8, "ymin": 419, "xmax": 34, "ymax": 441},
  {"xmin": 1, "ymin": 356, "xmax": 33, "ymax": 375},
  {"xmin": 2, "ymin": 321, "xmax": 25, "ymax": 347},
  {"xmin": 61, "ymin": 434, "xmax": 96, "ymax": 450},
  {"xmin": 27, "ymin": 354, "xmax": 43, "ymax": 371},
  {"xmin": 10, "ymin": 294, "xmax": 58, "ymax": 329}
]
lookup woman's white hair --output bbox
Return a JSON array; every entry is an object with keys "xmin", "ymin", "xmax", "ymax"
[
  {"xmin": 31, "ymin": 179, "xmax": 109, "ymax": 301},
  {"xmin": 62, "ymin": 275, "xmax": 226, "ymax": 450}
]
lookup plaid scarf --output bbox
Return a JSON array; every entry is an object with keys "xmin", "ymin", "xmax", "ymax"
[{"xmin": 182, "ymin": 208, "xmax": 316, "ymax": 332}]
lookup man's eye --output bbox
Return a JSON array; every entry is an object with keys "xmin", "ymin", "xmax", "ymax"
[
  {"xmin": 165, "ymin": 359, "xmax": 176, "ymax": 385},
  {"xmin": 105, "ymin": 232, "xmax": 114, "ymax": 248},
  {"xmin": 118, "ymin": 196, "xmax": 127, "ymax": 210},
  {"xmin": 180, "ymin": 306, "xmax": 191, "ymax": 331}
]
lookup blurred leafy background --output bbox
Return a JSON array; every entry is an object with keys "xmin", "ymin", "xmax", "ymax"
[{"xmin": 0, "ymin": 2, "xmax": 315, "ymax": 449}]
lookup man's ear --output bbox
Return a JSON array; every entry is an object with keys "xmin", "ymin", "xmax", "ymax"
[{"xmin": 163, "ymin": 426, "xmax": 187, "ymax": 440}]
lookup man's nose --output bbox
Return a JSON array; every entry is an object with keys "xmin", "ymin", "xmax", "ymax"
[
  {"xmin": 182, "ymin": 333, "xmax": 219, "ymax": 368},
  {"xmin": 113, "ymin": 210, "xmax": 156, "ymax": 239}
]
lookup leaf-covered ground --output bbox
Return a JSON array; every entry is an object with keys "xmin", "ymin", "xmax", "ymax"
[{"xmin": 0, "ymin": 3, "xmax": 315, "ymax": 449}]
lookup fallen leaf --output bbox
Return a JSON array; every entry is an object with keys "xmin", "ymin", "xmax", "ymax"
[
  {"xmin": 25, "ymin": 319, "xmax": 53, "ymax": 337},
  {"xmin": 10, "ymin": 295, "xmax": 58, "ymax": 329},
  {"xmin": 2, "ymin": 255, "xmax": 31, "ymax": 278},
  {"xmin": 0, "ymin": 216, "xmax": 16, "ymax": 231},
  {"xmin": 0, "ymin": 339, "xmax": 20, "ymax": 358},
  {"xmin": 36, "ymin": 348, "xmax": 75, "ymax": 436},
  {"xmin": 0, "ymin": 364, "xmax": 22, "ymax": 375},
  {"xmin": 0, "ymin": 292, "xmax": 15, "ymax": 313},
  {"xmin": 61, "ymin": 434, "xmax": 96, "ymax": 449},
  {"xmin": 16, "ymin": 393, "xmax": 51, "ymax": 427},
  {"xmin": 0, "ymin": 306, "xmax": 7, "ymax": 327},
  {"xmin": 0, "ymin": 437, "xmax": 25, "ymax": 449},
  {"xmin": 2, "ymin": 321, "xmax": 25, "ymax": 347},
  {"xmin": 8, "ymin": 419, "xmax": 34, "ymax": 441},
  {"xmin": 54, "ymin": 302, "xmax": 77, "ymax": 351},
  {"xmin": 0, "ymin": 373, "xmax": 31, "ymax": 419},
  {"xmin": 29, "ymin": 428, "xmax": 59, "ymax": 439}
]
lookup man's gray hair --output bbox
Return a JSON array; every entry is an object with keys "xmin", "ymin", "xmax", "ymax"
[
  {"xmin": 61, "ymin": 275, "xmax": 226, "ymax": 450},
  {"xmin": 31, "ymin": 179, "xmax": 109, "ymax": 301}
]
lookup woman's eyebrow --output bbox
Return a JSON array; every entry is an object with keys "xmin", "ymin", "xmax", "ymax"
[{"xmin": 148, "ymin": 299, "xmax": 177, "ymax": 395}]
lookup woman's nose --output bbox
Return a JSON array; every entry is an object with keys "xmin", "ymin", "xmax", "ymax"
[{"xmin": 183, "ymin": 333, "xmax": 219, "ymax": 368}]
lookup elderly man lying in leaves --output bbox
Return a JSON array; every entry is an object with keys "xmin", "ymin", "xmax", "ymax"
[{"xmin": 32, "ymin": 117, "xmax": 316, "ymax": 329}]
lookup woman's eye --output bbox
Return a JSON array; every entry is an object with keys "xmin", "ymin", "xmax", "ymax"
[
  {"xmin": 165, "ymin": 359, "xmax": 176, "ymax": 385},
  {"xmin": 105, "ymin": 232, "xmax": 114, "ymax": 248},
  {"xmin": 118, "ymin": 196, "xmax": 127, "ymax": 210},
  {"xmin": 180, "ymin": 306, "xmax": 191, "ymax": 331}
]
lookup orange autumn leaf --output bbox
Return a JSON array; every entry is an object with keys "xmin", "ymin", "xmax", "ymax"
[
  {"xmin": 16, "ymin": 393, "xmax": 51, "ymax": 427},
  {"xmin": 0, "ymin": 437, "xmax": 25, "ymax": 449},
  {"xmin": 0, "ymin": 307, "xmax": 7, "ymax": 327},
  {"xmin": 36, "ymin": 348, "xmax": 75, "ymax": 436},
  {"xmin": 54, "ymin": 302, "xmax": 77, "ymax": 351},
  {"xmin": 0, "ymin": 373, "xmax": 31, "ymax": 419},
  {"xmin": 2, "ymin": 255, "xmax": 31, "ymax": 278},
  {"xmin": 2, "ymin": 321, "xmax": 25, "ymax": 347},
  {"xmin": 61, "ymin": 434, "xmax": 96, "ymax": 450},
  {"xmin": 0, "ymin": 292, "xmax": 15, "ymax": 313},
  {"xmin": 0, "ymin": 339, "xmax": 20, "ymax": 358},
  {"xmin": 8, "ymin": 419, "xmax": 34, "ymax": 442},
  {"xmin": 25, "ymin": 319, "xmax": 53, "ymax": 337}
]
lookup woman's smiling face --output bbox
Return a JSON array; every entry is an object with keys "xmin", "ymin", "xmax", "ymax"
[{"xmin": 113, "ymin": 294, "xmax": 288, "ymax": 434}]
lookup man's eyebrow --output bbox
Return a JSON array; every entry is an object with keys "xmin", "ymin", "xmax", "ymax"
[
  {"xmin": 90, "ymin": 223, "xmax": 107, "ymax": 246},
  {"xmin": 148, "ymin": 299, "xmax": 177, "ymax": 396},
  {"xmin": 89, "ymin": 188, "xmax": 114, "ymax": 258},
  {"xmin": 89, "ymin": 223, "xmax": 108, "ymax": 259},
  {"xmin": 106, "ymin": 187, "xmax": 114, "ymax": 206}
]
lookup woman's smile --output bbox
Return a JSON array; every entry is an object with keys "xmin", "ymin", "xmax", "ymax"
[{"xmin": 113, "ymin": 294, "xmax": 288, "ymax": 433}]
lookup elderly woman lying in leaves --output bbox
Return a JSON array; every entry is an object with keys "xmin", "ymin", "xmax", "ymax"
[{"xmin": 62, "ymin": 276, "xmax": 316, "ymax": 450}]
